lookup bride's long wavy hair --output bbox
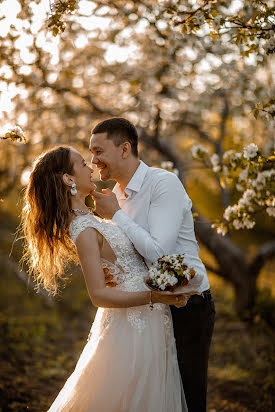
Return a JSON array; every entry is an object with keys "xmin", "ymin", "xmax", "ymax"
[{"xmin": 22, "ymin": 146, "xmax": 78, "ymax": 296}]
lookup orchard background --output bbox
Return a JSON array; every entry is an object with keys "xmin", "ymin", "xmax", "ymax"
[{"xmin": 0, "ymin": 1, "xmax": 274, "ymax": 410}]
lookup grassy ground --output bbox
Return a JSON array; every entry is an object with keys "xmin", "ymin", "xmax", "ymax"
[{"xmin": 0, "ymin": 213, "xmax": 274, "ymax": 411}]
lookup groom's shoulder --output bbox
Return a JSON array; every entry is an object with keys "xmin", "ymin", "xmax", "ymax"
[
  {"xmin": 148, "ymin": 165, "xmax": 181, "ymax": 184},
  {"xmin": 146, "ymin": 166, "xmax": 187, "ymax": 194}
]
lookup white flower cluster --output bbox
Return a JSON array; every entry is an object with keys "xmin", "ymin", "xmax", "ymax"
[
  {"xmin": 243, "ymin": 143, "xmax": 258, "ymax": 160},
  {"xmin": 209, "ymin": 150, "xmax": 242, "ymax": 174},
  {"xmin": 263, "ymin": 36, "xmax": 275, "ymax": 54},
  {"xmin": 249, "ymin": 172, "xmax": 266, "ymax": 191},
  {"xmin": 160, "ymin": 161, "xmax": 179, "ymax": 176},
  {"xmin": 148, "ymin": 254, "xmax": 195, "ymax": 291},
  {"xmin": 215, "ymin": 225, "xmax": 227, "ymax": 236},
  {"xmin": 191, "ymin": 144, "xmax": 209, "ymax": 159},
  {"xmin": 210, "ymin": 153, "xmax": 220, "ymax": 172},
  {"xmin": 223, "ymin": 150, "xmax": 242, "ymax": 166},
  {"xmin": 217, "ymin": 155, "xmax": 274, "ymax": 234},
  {"xmin": 2, "ymin": 125, "xmax": 25, "ymax": 142},
  {"xmin": 238, "ymin": 166, "xmax": 249, "ymax": 181},
  {"xmin": 149, "ymin": 268, "xmax": 178, "ymax": 291},
  {"xmin": 192, "ymin": 142, "xmax": 274, "ymax": 235},
  {"xmin": 266, "ymin": 205, "xmax": 275, "ymax": 217},
  {"xmin": 8, "ymin": 125, "xmax": 23, "ymax": 137},
  {"xmin": 224, "ymin": 188, "xmax": 256, "ymax": 218}
]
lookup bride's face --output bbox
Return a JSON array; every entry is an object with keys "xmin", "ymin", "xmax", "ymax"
[{"xmin": 70, "ymin": 150, "xmax": 97, "ymax": 194}]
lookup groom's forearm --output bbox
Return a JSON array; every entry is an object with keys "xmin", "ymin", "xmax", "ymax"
[{"xmin": 112, "ymin": 210, "xmax": 167, "ymax": 263}]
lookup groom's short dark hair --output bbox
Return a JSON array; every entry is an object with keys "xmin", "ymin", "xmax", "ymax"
[{"xmin": 91, "ymin": 117, "xmax": 138, "ymax": 157}]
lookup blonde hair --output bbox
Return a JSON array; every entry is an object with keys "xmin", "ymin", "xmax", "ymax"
[{"xmin": 21, "ymin": 146, "xmax": 78, "ymax": 296}]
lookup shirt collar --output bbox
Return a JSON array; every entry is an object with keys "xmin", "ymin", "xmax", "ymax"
[{"xmin": 113, "ymin": 160, "xmax": 149, "ymax": 198}]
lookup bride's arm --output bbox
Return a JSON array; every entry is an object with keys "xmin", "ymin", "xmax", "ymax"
[{"xmin": 76, "ymin": 227, "xmax": 185, "ymax": 308}]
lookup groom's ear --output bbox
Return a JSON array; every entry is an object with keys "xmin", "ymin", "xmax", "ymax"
[
  {"xmin": 121, "ymin": 142, "xmax": 131, "ymax": 159},
  {"xmin": 62, "ymin": 173, "xmax": 74, "ymax": 187}
]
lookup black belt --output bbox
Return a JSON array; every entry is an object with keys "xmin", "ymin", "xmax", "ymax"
[{"xmin": 187, "ymin": 289, "xmax": 212, "ymax": 305}]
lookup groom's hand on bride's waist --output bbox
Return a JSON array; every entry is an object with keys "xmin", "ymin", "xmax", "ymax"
[{"xmin": 91, "ymin": 189, "xmax": 121, "ymax": 220}]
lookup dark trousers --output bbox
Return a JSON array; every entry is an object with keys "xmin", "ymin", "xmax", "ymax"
[{"xmin": 170, "ymin": 292, "xmax": 215, "ymax": 412}]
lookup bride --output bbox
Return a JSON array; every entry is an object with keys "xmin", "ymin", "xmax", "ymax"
[{"xmin": 22, "ymin": 146, "xmax": 191, "ymax": 412}]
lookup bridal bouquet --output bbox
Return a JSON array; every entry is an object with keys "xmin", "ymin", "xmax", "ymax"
[{"xmin": 146, "ymin": 254, "xmax": 196, "ymax": 292}]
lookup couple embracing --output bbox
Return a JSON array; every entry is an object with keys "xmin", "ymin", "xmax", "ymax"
[{"xmin": 23, "ymin": 117, "xmax": 215, "ymax": 412}]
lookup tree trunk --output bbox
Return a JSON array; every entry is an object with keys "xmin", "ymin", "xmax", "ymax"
[
  {"xmin": 232, "ymin": 269, "xmax": 257, "ymax": 320},
  {"xmin": 193, "ymin": 213, "xmax": 259, "ymax": 319}
]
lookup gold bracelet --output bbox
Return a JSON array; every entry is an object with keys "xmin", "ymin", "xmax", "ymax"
[{"xmin": 149, "ymin": 290, "xmax": 154, "ymax": 311}]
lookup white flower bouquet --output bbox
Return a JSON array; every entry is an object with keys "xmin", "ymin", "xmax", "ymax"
[{"xmin": 146, "ymin": 254, "xmax": 196, "ymax": 294}]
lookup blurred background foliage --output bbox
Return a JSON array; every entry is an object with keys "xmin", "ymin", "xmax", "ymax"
[{"xmin": 0, "ymin": 0, "xmax": 274, "ymax": 410}]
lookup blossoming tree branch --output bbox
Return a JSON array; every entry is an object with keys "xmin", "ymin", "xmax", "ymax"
[{"xmin": 191, "ymin": 143, "xmax": 275, "ymax": 235}]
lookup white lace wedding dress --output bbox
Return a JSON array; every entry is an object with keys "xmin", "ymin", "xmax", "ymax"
[{"xmin": 48, "ymin": 213, "xmax": 187, "ymax": 412}]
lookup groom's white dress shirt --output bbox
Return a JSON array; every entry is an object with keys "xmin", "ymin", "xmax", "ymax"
[{"xmin": 112, "ymin": 160, "xmax": 210, "ymax": 293}]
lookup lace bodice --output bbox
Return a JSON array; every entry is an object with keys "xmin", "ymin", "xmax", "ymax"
[
  {"xmin": 69, "ymin": 213, "xmax": 149, "ymax": 293},
  {"xmin": 69, "ymin": 213, "xmax": 169, "ymax": 334}
]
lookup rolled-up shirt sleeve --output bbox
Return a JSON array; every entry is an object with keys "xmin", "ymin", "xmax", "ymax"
[{"xmin": 112, "ymin": 173, "xmax": 192, "ymax": 265}]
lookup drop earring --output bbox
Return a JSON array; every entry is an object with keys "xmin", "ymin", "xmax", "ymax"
[{"xmin": 70, "ymin": 183, "xmax": 77, "ymax": 196}]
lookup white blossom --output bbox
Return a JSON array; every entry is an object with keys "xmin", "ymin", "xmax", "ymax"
[
  {"xmin": 251, "ymin": 173, "xmax": 266, "ymax": 190},
  {"xmin": 236, "ymin": 183, "xmax": 244, "ymax": 191},
  {"xmin": 13, "ymin": 125, "xmax": 23, "ymax": 136},
  {"xmin": 210, "ymin": 153, "xmax": 220, "ymax": 167},
  {"xmin": 266, "ymin": 207, "xmax": 275, "ymax": 217},
  {"xmin": 191, "ymin": 144, "xmax": 209, "ymax": 159},
  {"xmin": 223, "ymin": 150, "xmax": 234, "ymax": 160},
  {"xmin": 224, "ymin": 204, "xmax": 238, "ymax": 221},
  {"xmin": 262, "ymin": 170, "xmax": 275, "ymax": 178},
  {"xmin": 161, "ymin": 161, "xmax": 174, "ymax": 169},
  {"xmin": 233, "ymin": 219, "xmax": 242, "ymax": 230},
  {"xmin": 238, "ymin": 166, "xmax": 249, "ymax": 181},
  {"xmin": 213, "ymin": 165, "xmax": 221, "ymax": 173},
  {"xmin": 238, "ymin": 189, "xmax": 256, "ymax": 208},
  {"xmin": 243, "ymin": 217, "xmax": 255, "ymax": 229},
  {"xmin": 215, "ymin": 225, "xmax": 227, "ymax": 236},
  {"xmin": 243, "ymin": 143, "xmax": 258, "ymax": 159},
  {"xmin": 183, "ymin": 269, "xmax": 190, "ymax": 281},
  {"xmin": 266, "ymin": 197, "xmax": 275, "ymax": 207}
]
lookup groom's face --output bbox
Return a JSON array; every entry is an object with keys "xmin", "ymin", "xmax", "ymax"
[{"xmin": 89, "ymin": 132, "xmax": 122, "ymax": 181}]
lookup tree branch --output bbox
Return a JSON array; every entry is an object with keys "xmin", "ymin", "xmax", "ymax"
[
  {"xmin": 176, "ymin": 119, "xmax": 218, "ymax": 149},
  {"xmin": 204, "ymin": 263, "xmax": 226, "ymax": 279},
  {"xmin": 138, "ymin": 128, "xmax": 185, "ymax": 183},
  {"xmin": 249, "ymin": 241, "xmax": 275, "ymax": 277}
]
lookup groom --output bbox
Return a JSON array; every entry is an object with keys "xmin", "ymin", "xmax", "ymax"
[{"xmin": 89, "ymin": 117, "xmax": 215, "ymax": 412}]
